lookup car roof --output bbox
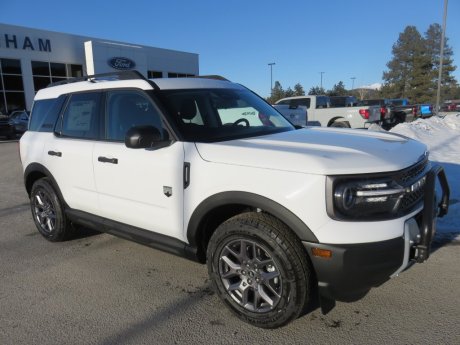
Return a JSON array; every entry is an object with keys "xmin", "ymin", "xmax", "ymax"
[{"xmin": 34, "ymin": 76, "xmax": 244, "ymax": 101}]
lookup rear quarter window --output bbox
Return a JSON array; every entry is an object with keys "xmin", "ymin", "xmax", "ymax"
[{"xmin": 29, "ymin": 96, "xmax": 66, "ymax": 132}]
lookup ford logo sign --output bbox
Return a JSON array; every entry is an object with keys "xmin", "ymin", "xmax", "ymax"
[{"xmin": 108, "ymin": 57, "xmax": 136, "ymax": 70}]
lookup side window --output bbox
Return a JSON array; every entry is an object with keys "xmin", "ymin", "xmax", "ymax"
[
  {"xmin": 105, "ymin": 90, "xmax": 164, "ymax": 141},
  {"xmin": 291, "ymin": 99, "xmax": 310, "ymax": 109},
  {"xmin": 29, "ymin": 96, "xmax": 66, "ymax": 132},
  {"xmin": 61, "ymin": 92, "xmax": 101, "ymax": 139},
  {"xmin": 316, "ymin": 97, "xmax": 329, "ymax": 109}
]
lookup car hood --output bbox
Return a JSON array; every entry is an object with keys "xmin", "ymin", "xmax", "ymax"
[{"xmin": 195, "ymin": 128, "xmax": 427, "ymax": 175}]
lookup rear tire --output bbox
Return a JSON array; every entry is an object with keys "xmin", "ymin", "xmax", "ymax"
[
  {"xmin": 30, "ymin": 178, "xmax": 75, "ymax": 241},
  {"xmin": 330, "ymin": 121, "xmax": 350, "ymax": 128},
  {"xmin": 207, "ymin": 212, "xmax": 312, "ymax": 328}
]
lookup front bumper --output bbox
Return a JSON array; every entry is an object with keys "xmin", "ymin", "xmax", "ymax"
[{"xmin": 304, "ymin": 164, "xmax": 450, "ymax": 301}]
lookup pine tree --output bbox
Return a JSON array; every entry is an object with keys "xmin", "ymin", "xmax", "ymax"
[
  {"xmin": 328, "ymin": 81, "xmax": 347, "ymax": 96},
  {"xmin": 424, "ymin": 23, "xmax": 457, "ymax": 102},
  {"xmin": 382, "ymin": 26, "xmax": 431, "ymax": 102},
  {"xmin": 308, "ymin": 86, "xmax": 326, "ymax": 95},
  {"xmin": 382, "ymin": 24, "xmax": 458, "ymax": 103},
  {"xmin": 267, "ymin": 81, "xmax": 285, "ymax": 103},
  {"xmin": 285, "ymin": 87, "xmax": 295, "ymax": 97},
  {"xmin": 293, "ymin": 83, "xmax": 305, "ymax": 96}
]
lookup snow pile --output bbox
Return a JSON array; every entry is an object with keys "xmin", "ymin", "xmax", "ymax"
[{"xmin": 389, "ymin": 114, "xmax": 460, "ymax": 241}]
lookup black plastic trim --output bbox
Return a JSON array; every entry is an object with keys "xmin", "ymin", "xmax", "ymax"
[
  {"xmin": 65, "ymin": 209, "xmax": 199, "ymax": 262},
  {"xmin": 303, "ymin": 237, "xmax": 404, "ymax": 301},
  {"xmin": 183, "ymin": 162, "xmax": 191, "ymax": 189},
  {"xmin": 23, "ymin": 163, "xmax": 67, "ymax": 207},
  {"xmin": 187, "ymin": 191, "xmax": 318, "ymax": 246},
  {"xmin": 414, "ymin": 164, "xmax": 450, "ymax": 262}
]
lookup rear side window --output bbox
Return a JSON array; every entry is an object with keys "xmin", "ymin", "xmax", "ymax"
[
  {"xmin": 29, "ymin": 96, "xmax": 66, "ymax": 132},
  {"xmin": 59, "ymin": 92, "xmax": 101, "ymax": 139},
  {"xmin": 316, "ymin": 97, "xmax": 329, "ymax": 109},
  {"xmin": 291, "ymin": 98, "xmax": 310, "ymax": 108}
]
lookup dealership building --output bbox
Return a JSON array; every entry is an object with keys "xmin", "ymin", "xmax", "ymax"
[{"xmin": 0, "ymin": 23, "xmax": 199, "ymax": 114}]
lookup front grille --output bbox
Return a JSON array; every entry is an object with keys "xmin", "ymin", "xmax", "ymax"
[
  {"xmin": 400, "ymin": 185, "xmax": 425, "ymax": 211},
  {"xmin": 397, "ymin": 158, "xmax": 428, "ymax": 184},
  {"xmin": 396, "ymin": 158, "xmax": 429, "ymax": 213}
]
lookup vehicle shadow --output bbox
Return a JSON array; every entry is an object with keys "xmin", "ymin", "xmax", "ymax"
[
  {"xmin": 71, "ymin": 225, "xmax": 102, "ymax": 240},
  {"xmin": 98, "ymin": 283, "xmax": 215, "ymax": 345}
]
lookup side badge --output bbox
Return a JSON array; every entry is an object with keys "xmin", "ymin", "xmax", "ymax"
[{"xmin": 163, "ymin": 186, "xmax": 172, "ymax": 197}]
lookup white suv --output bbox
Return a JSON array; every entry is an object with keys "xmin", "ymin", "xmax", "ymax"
[{"xmin": 20, "ymin": 71, "xmax": 450, "ymax": 328}]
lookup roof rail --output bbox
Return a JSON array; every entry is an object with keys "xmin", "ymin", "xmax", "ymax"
[
  {"xmin": 47, "ymin": 70, "xmax": 160, "ymax": 90},
  {"xmin": 192, "ymin": 75, "xmax": 230, "ymax": 81}
]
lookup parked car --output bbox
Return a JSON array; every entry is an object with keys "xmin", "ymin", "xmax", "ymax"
[
  {"xmin": 440, "ymin": 100, "xmax": 460, "ymax": 112},
  {"xmin": 0, "ymin": 114, "xmax": 15, "ymax": 139},
  {"xmin": 20, "ymin": 71, "xmax": 450, "ymax": 328},
  {"xmin": 8, "ymin": 110, "xmax": 29, "ymax": 137},
  {"xmin": 275, "ymin": 95, "xmax": 381, "ymax": 128},
  {"xmin": 272, "ymin": 104, "xmax": 308, "ymax": 127},
  {"xmin": 329, "ymin": 96, "xmax": 358, "ymax": 107}
]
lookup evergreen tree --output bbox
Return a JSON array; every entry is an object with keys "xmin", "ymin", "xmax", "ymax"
[
  {"xmin": 267, "ymin": 81, "xmax": 285, "ymax": 104},
  {"xmin": 285, "ymin": 87, "xmax": 295, "ymax": 98},
  {"xmin": 382, "ymin": 26, "xmax": 431, "ymax": 102},
  {"xmin": 382, "ymin": 24, "xmax": 458, "ymax": 103},
  {"xmin": 293, "ymin": 83, "xmax": 305, "ymax": 96},
  {"xmin": 308, "ymin": 86, "xmax": 326, "ymax": 95},
  {"xmin": 424, "ymin": 23, "xmax": 457, "ymax": 102},
  {"xmin": 328, "ymin": 81, "xmax": 348, "ymax": 96}
]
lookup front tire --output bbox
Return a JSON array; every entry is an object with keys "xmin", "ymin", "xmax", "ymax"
[
  {"xmin": 207, "ymin": 212, "xmax": 312, "ymax": 328},
  {"xmin": 30, "ymin": 178, "xmax": 74, "ymax": 241}
]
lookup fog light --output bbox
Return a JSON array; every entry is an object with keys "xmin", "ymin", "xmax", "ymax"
[{"xmin": 311, "ymin": 247, "xmax": 332, "ymax": 259}]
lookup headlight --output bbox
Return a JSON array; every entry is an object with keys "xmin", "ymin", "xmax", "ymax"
[{"xmin": 327, "ymin": 175, "xmax": 428, "ymax": 221}]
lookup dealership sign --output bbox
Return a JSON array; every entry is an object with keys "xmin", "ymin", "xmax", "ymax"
[
  {"xmin": 0, "ymin": 33, "xmax": 51, "ymax": 52},
  {"xmin": 108, "ymin": 57, "xmax": 136, "ymax": 70}
]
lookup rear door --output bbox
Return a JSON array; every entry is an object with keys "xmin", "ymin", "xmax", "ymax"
[{"xmin": 42, "ymin": 92, "xmax": 102, "ymax": 214}]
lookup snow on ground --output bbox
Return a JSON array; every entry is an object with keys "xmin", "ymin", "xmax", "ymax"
[{"xmin": 372, "ymin": 114, "xmax": 460, "ymax": 242}]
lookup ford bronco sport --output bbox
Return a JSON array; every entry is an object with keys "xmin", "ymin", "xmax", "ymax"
[{"xmin": 20, "ymin": 71, "xmax": 450, "ymax": 328}]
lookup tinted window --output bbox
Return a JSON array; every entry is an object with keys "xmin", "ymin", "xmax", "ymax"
[
  {"xmin": 1, "ymin": 59, "xmax": 22, "ymax": 74},
  {"xmin": 316, "ymin": 96, "xmax": 329, "ymax": 109},
  {"xmin": 60, "ymin": 93, "xmax": 101, "ymax": 139},
  {"xmin": 105, "ymin": 90, "xmax": 164, "ymax": 141},
  {"xmin": 291, "ymin": 98, "xmax": 310, "ymax": 108},
  {"xmin": 29, "ymin": 98, "xmax": 59, "ymax": 131}
]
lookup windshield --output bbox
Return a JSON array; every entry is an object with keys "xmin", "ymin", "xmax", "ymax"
[{"xmin": 157, "ymin": 88, "xmax": 294, "ymax": 142}]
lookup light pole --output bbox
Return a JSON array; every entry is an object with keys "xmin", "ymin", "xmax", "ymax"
[
  {"xmin": 268, "ymin": 62, "xmax": 276, "ymax": 96},
  {"xmin": 435, "ymin": 0, "xmax": 448, "ymax": 115},
  {"xmin": 351, "ymin": 77, "xmax": 356, "ymax": 90},
  {"xmin": 320, "ymin": 72, "xmax": 325, "ymax": 89}
]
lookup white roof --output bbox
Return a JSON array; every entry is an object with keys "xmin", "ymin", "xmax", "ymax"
[{"xmin": 34, "ymin": 76, "xmax": 243, "ymax": 101}]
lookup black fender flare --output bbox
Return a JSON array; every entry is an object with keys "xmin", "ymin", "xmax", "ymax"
[
  {"xmin": 24, "ymin": 163, "xmax": 68, "ymax": 207},
  {"xmin": 186, "ymin": 191, "xmax": 318, "ymax": 247}
]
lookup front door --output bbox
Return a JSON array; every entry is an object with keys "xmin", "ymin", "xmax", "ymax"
[{"xmin": 93, "ymin": 90, "xmax": 185, "ymax": 240}]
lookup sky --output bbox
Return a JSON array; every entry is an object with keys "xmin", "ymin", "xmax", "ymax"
[{"xmin": 1, "ymin": 0, "xmax": 459, "ymax": 98}]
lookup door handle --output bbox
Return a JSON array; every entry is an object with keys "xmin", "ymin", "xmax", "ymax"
[
  {"xmin": 98, "ymin": 156, "xmax": 118, "ymax": 164},
  {"xmin": 48, "ymin": 150, "xmax": 62, "ymax": 157}
]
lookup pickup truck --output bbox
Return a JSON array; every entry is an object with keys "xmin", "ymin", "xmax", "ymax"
[
  {"xmin": 359, "ymin": 99, "xmax": 433, "ymax": 130},
  {"xmin": 272, "ymin": 104, "xmax": 308, "ymax": 127},
  {"xmin": 274, "ymin": 95, "xmax": 381, "ymax": 128}
]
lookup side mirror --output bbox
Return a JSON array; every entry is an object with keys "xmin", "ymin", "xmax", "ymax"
[{"xmin": 125, "ymin": 125, "xmax": 163, "ymax": 149}]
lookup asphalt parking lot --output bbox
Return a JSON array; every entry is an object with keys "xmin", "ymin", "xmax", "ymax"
[{"xmin": 1, "ymin": 140, "xmax": 459, "ymax": 345}]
